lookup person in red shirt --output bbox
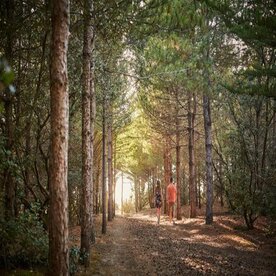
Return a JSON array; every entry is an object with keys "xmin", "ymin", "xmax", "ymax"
[{"xmin": 167, "ymin": 177, "xmax": 177, "ymax": 224}]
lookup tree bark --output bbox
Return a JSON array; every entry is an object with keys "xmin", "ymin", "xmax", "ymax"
[
  {"xmin": 121, "ymin": 171, "xmax": 124, "ymax": 215},
  {"xmin": 80, "ymin": 0, "xmax": 93, "ymax": 266},
  {"xmin": 188, "ymin": 92, "xmax": 197, "ymax": 218},
  {"xmin": 102, "ymin": 97, "xmax": 107, "ymax": 234},
  {"xmin": 134, "ymin": 177, "xmax": 138, "ymax": 213},
  {"xmin": 107, "ymin": 105, "xmax": 113, "ymax": 221},
  {"xmin": 175, "ymin": 90, "xmax": 182, "ymax": 220},
  {"xmin": 112, "ymin": 136, "xmax": 116, "ymax": 218},
  {"xmin": 138, "ymin": 179, "xmax": 142, "ymax": 211},
  {"xmin": 48, "ymin": 0, "xmax": 70, "ymax": 274},
  {"xmin": 163, "ymin": 136, "xmax": 172, "ymax": 215},
  {"xmin": 89, "ymin": 23, "xmax": 96, "ymax": 244},
  {"xmin": 94, "ymin": 131, "xmax": 101, "ymax": 215},
  {"xmin": 203, "ymin": 93, "xmax": 213, "ymax": 225},
  {"xmin": 198, "ymin": 172, "xmax": 201, "ymax": 209}
]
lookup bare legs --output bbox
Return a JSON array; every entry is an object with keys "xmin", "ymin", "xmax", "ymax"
[
  {"xmin": 169, "ymin": 203, "xmax": 175, "ymax": 224},
  {"xmin": 156, "ymin": 207, "xmax": 161, "ymax": 224}
]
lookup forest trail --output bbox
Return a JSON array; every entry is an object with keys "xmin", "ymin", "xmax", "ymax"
[{"xmin": 73, "ymin": 209, "xmax": 276, "ymax": 276}]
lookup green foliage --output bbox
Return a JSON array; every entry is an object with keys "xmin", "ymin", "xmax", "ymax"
[
  {"xmin": 205, "ymin": 0, "xmax": 276, "ymax": 98},
  {"xmin": 214, "ymin": 92, "xmax": 276, "ymax": 229},
  {"xmin": 0, "ymin": 204, "xmax": 48, "ymax": 269},
  {"xmin": 0, "ymin": 57, "xmax": 15, "ymax": 94},
  {"xmin": 263, "ymin": 184, "xmax": 276, "ymax": 219},
  {"xmin": 116, "ymin": 108, "xmax": 163, "ymax": 178}
]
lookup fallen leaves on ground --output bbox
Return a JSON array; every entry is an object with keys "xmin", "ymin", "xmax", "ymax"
[{"xmin": 72, "ymin": 208, "xmax": 276, "ymax": 276}]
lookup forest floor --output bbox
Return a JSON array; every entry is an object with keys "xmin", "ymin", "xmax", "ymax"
[{"xmin": 72, "ymin": 206, "xmax": 276, "ymax": 276}]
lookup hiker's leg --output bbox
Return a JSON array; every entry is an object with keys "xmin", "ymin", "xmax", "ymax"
[
  {"xmin": 157, "ymin": 208, "xmax": 160, "ymax": 224},
  {"xmin": 172, "ymin": 203, "xmax": 176, "ymax": 224}
]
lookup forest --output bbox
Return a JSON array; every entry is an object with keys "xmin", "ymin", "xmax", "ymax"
[{"xmin": 0, "ymin": 0, "xmax": 275, "ymax": 275}]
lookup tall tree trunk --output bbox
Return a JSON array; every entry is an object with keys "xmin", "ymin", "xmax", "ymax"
[
  {"xmin": 198, "ymin": 172, "xmax": 201, "ymax": 209},
  {"xmin": 95, "ymin": 167, "xmax": 100, "ymax": 214},
  {"xmin": 113, "ymin": 137, "xmax": 116, "ymax": 218},
  {"xmin": 89, "ymin": 19, "xmax": 96, "ymax": 244},
  {"xmin": 80, "ymin": 0, "xmax": 93, "ymax": 266},
  {"xmin": 107, "ymin": 108, "xmax": 113, "ymax": 221},
  {"xmin": 48, "ymin": 0, "xmax": 70, "ymax": 274},
  {"xmin": 176, "ymin": 91, "xmax": 182, "ymax": 220},
  {"xmin": 188, "ymin": 92, "xmax": 197, "ymax": 218},
  {"xmin": 134, "ymin": 177, "xmax": 138, "ymax": 213},
  {"xmin": 24, "ymin": 122, "xmax": 31, "ymax": 208},
  {"xmin": 94, "ymin": 132, "xmax": 101, "ymax": 215},
  {"xmin": 121, "ymin": 172, "xmax": 124, "ymax": 215},
  {"xmin": 219, "ymin": 161, "xmax": 224, "ymax": 207},
  {"xmin": 203, "ymin": 93, "xmax": 213, "ymax": 225},
  {"xmin": 272, "ymin": 100, "xmax": 276, "ymax": 168},
  {"xmin": 138, "ymin": 179, "xmax": 142, "ymax": 211},
  {"xmin": 163, "ymin": 140, "xmax": 168, "ymax": 214},
  {"xmin": 163, "ymin": 136, "xmax": 172, "ymax": 215},
  {"xmin": 102, "ymin": 97, "xmax": 107, "ymax": 234},
  {"xmin": 148, "ymin": 171, "xmax": 152, "ymax": 207}
]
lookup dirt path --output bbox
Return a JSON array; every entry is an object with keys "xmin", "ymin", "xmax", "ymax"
[
  {"xmin": 76, "ymin": 210, "xmax": 276, "ymax": 276},
  {"xmin": 83, "ymin": 218, "xmax": 144, "ymax": 275}
]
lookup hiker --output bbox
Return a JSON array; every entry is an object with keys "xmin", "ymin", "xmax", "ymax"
[
  {"xmin": 155, "ymin": 180, "xmax": 162, "ymax": 224},
  {"xmin": 167, "ymin": 177, "xmax": 177, "ymax": 224}
]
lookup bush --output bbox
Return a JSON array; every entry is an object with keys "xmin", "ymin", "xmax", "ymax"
[
  {"xmin": 0, "ymin": 204, "xmax": 48, "ymax": 269},
  {"xmin": 122, "ymin": 200, "xmax": 135, "ymax": 214}
]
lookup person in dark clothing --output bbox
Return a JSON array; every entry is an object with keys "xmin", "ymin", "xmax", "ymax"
[{"xmin": 155, "ymin": 180, "xmax": 162, "ymax": 224}]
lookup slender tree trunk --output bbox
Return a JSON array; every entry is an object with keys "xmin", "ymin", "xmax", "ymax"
[
  {"xmin": 89, "ymin": 26, "xmax": 96, "ymax": 244},
  {"xmin": 175, "ymin": 91, "xmax": 182, "ymax": 220},
  {"xmin": 188, "ymin": 93, "xmax": 197, "ymax": 218},
  {"xmin": 203, "ymin": 93, "xmax": 213, "ymax": 225},
  {"xmin": 163, "ymin": 136, "xmax": 172, "ymax": 215},
  {"xmin": 269, "ymin": 99, "xmax": 276, "ymax": 188},
  {"xmin": 139, "ymin": 179, "xmax": 142, "ymax": 211},
  {"xmin": 102, "ymin": 97, "xmax": 107, "ymax": 234},
  {"xmin": 163, "ymin": 139, "xmax": 168, "ymax": 214},
  {"xmin": 195, "ymin": 165, "xmax": 198, "ymax": 207},
  {"xmin": 107, "ymin": 109, "xmax": 113, "ymax": 221},
  {"xmin": 24, "ymin": 121, "xmax": 31, "ymax": 208},
  {"xmin": 134, "ymin": 177, "xmax": 138, "ymax": 213},
  {"xmin": 259, "ymin": 100, "xmax": 269, "ymax": 195},
  {"xmin": 113, "ymin": 137, "xmax": 116, "ymax": 218},
  {"xmin": 198, "ymin": 172, "xmax": 201, "ymax": 209},
  {"xmin": 149, "ymin": 179, "xmax": 152, "ymax": 208},
  {"xmin": 219, "ymin": 161, "xmax": 224, "ymax": 207},
  {"xmin": 94, "ymin": 132, "xmax": 101, "ymax": 215},
  {"xmin": 80, "ymin": 0, "xmax": 93, "ymax": 265},
  {"xmin": 121, "ymin": 172, "xmax": 124, "ymax": 215},
  {"xmin": 48, "ymin": 0, "xmax": 70, "ymax": 274},
  {"xmin": 95, "ymin": 164, "xmax": 100, "ymax": 215},
  {"xmin": 272, "ymin": 100, "xmax": 276, "ymax": 168}
]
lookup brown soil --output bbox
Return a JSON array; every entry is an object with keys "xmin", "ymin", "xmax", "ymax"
[{"xmin": 71, "ymin": 207, "xmax": 276, "ymax": 276}]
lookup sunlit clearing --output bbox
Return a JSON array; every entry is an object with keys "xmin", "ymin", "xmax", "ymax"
[
  {"xmin": 181, "ymin": 256, "xmax": 219, "ymax": 273},
  {"xmin": 221, "ymin": 234, "xmax": 257, "ymax": 249},
  {"xmin": 115, "ymin": 171, "xmax": 134, "ymax": 211}
]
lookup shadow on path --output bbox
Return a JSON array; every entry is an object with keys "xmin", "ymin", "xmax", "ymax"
[{"xmin": 77, "ymin": 210, "xmax": 276, "ymax": 276}]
